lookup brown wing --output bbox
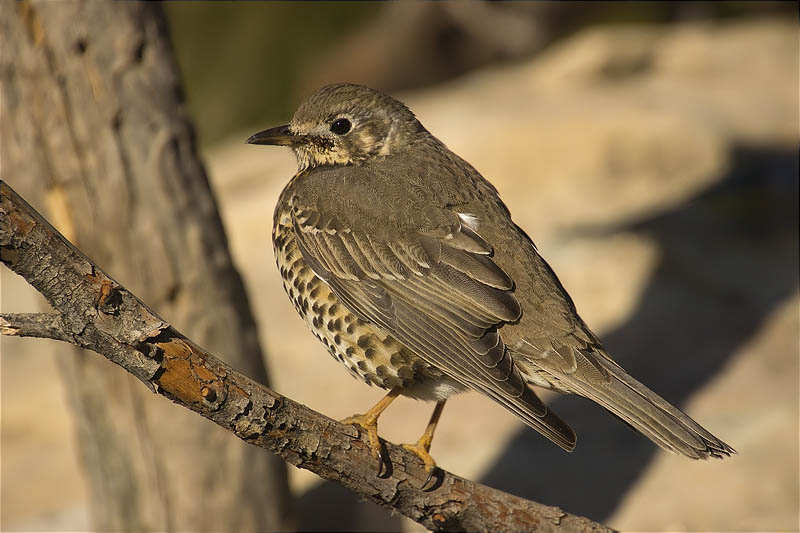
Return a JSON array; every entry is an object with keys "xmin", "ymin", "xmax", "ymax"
[{"xmin": 290, "ymin": 187, "xmax": 576, "ymax": 451}]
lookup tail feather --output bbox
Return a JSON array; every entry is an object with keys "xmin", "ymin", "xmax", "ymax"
[{"xmin": 570, "ymin": 354, "xmax": 735, "ymax": 459}]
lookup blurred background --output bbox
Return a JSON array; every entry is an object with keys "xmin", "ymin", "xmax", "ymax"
[{"xmin": 2, "ymin": 2, "xmax": 798, "ymax": 531}]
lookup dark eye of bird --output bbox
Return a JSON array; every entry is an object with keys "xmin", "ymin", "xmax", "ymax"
[{"xmin": 330, "ymin": 118, "xmax": 351, "ymax": 135}]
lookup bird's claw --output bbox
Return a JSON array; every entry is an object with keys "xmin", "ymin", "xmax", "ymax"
[
  {"xmin": 340, "ymin": 413, "xmax": 386, "ymax": 476},
  {"xmin": 402, "ymin": 441, "xmax": 438, "ymax": 490},
  {"xmin": 422, "ymin": 468, "xmax": 438, "ymax": 491},
  {"xmin": 376, "ymin": 447, "xmax": 385, "ymax": 477}
]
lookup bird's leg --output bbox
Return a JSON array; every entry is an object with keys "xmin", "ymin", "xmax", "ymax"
[
  {"xmin": 340, "ymin": 386, "xmax": 403, "ymax": 474},
  {"xmin": 403, "ymin": 399, "xmax": 446, "ymax": 488}
]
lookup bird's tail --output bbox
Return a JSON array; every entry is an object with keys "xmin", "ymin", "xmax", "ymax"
[{"xmin": 569, "ymin": 352, "xmax": 735, "ymax": 459}]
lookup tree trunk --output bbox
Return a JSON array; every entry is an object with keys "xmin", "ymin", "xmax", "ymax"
[{"xmin": 0, "ymin": 1, "xmax": 293, "ymax": 530}]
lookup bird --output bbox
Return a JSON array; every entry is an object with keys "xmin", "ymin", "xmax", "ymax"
[{"xmin": 247, "ymin": 83, "xmax": 734, "ymax": 482}]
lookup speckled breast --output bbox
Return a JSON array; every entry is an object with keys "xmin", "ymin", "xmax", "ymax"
[{"xmin": 272, "ymin": 205, "xmax": 453, "ymax": 398}]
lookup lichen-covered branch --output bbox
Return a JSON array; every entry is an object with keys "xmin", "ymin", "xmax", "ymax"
[{"xmin": 0, "ymin": 180, "xmax": 613, "ymax": 532}]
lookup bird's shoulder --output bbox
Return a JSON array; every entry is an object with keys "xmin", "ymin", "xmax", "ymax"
[{"xmin": 284, "ymin": 147, "xmax": 487, "ymax": 235}]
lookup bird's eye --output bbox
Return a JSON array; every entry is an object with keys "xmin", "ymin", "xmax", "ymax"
[{"xmin": 330, "ymin": 118, "xmax": 351, "ymax": 135}]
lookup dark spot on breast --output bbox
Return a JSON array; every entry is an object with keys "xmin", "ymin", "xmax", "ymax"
[
  {"xmin": 357, "ymin": 361, "xmax": 368, "ymax": 371},
  {"xmin": 398, "ymin": 366, "xmax": 414, "ymax": 380},
  {"xmin": 345, "ymin": 346, "xmax": 355, "ymax": 357},
  {"xmin": 382, "ymin": 376, "xmax": 402, "ymax": 389},
  {"xmin": 356, "ymin": 336, "xmax": 371, "ymax": 349},
  {"xmin": 333, "ymin": 334, "xmax": 341, "ymax": 345},
  {"xmin": 375, "ymin": 365, "xmax": 388, "ymax": 377},
  {"xmin": 390, "ymin": 352, "xmax": 408, "ymax": 366},
  {"xmin": 364, "ymin": 348, "xmax": 377, "ymax": 360},
  {"xmin": 328, "ymin": 303, "xmax": 339, "ymax": 315}
]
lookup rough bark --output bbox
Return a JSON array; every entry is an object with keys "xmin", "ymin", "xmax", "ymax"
[
  {"xmin": 1, "ymin": 180, "xmax": 614, "ymax": 533},
  {"xmin": 0, "ymin": 1, "xmax": 292, "ymax": 530}
]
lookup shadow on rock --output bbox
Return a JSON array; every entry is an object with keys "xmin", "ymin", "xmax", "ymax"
[{"xmin": 480, "ymin": 145, "xmax": 799, "ymax": 522}]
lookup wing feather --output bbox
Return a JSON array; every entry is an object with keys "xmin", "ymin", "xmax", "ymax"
[
  {"xmin": 439, "ymin": 245, "xmax": 513, "ymax": 289},
  {"xmin": 338, "ymin": 231, "xmax": 382, "ymax": 279},
  {"xmin": 292, "ymin": 204, "xmax": 576, "ymax": 451}
]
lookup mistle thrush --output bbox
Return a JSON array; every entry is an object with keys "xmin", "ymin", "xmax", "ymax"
[{"xmin": 247, "ymin": 83, "xmax": 734, "ymax": 480}]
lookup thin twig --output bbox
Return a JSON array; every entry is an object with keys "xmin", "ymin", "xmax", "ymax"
[{"xmin": 0, "ymin": 313, "xmax": 69, "ymax": 340}]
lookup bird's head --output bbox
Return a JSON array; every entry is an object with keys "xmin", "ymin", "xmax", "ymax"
[{"xmin": 247, "ymin": 83, "xmax": 426, "ymax": 170}]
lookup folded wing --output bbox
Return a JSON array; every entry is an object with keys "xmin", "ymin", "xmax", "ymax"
[{"xmin": 291, "ymin": 196, "xmax": 577, "ymax": 451}]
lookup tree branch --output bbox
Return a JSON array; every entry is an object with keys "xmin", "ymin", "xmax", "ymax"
[
  {"xmin": 0, "ymin": 180, "xmax": 613, "ymax": 533},
  {"xmin": 0, "ymin": 312, "xmax": 69, "ymax": 340}
]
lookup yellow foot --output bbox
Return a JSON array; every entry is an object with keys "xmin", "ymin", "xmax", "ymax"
[
  {"xmin": 339, "ymin": 387, "xmax": 403, "ymax": 477},
  {"xmin": 402, "ymin": 440, "xmax": 438, "ymax": 489},
  {"xmin": 340, "ymin": 413, "xmax": 384, "ymax": 473}
]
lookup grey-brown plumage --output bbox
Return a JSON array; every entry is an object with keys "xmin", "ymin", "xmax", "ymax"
[{"xmin": 248, "ymin": 83, "xmax": 734, "ymax": 466}]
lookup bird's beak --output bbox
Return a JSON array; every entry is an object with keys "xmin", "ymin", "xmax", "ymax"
[{"xmin": 246, "ymin": 124, "xmax": 298, "ymax": 146}]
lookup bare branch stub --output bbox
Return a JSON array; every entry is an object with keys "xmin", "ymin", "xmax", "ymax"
[
  {"xmin": 0, "ymin": 180, "xmax": 614, "ymax": 533},
  {"xmin": 0, "ymin": 313, "xmax": 67, "ymax": 339}
]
